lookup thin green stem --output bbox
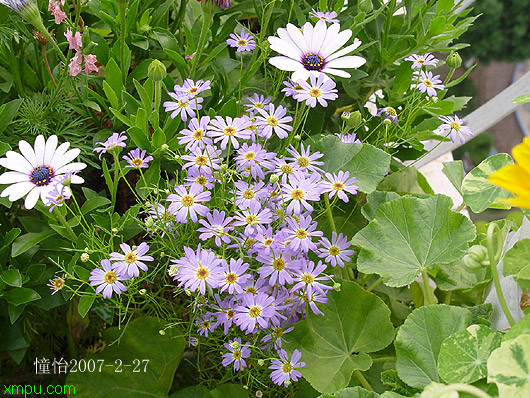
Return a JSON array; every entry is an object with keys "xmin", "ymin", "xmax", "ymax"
[
  {"xmin": 54, "ymin": 207, "xmax": 77, "ymax": 242},
  {"xmin": 153, "ymin": 80, "xmax": 162, "ymax": 130},
  {"xmin": 353, "ymin": 370, "xmax": 373, "ymax": 391},
  {"xmin": 444, "ymin": 68, "xmax": 455, "ymax": 86},
  {"xmin": 118, "ymin": 0, "xmax": 128, "ymax": 84},
  {"xmin": 421, "ymin": 268, "xmax": 435, "ymax": 305},
  {"xmin": 366, "ymin": 277, "xmax": 382, "ymax": 292},
  {"xmin": 323, "ymin": 195, "xmax": 336, "ymax": 233},
  {"xmin": 190, "ymin": 10, "xmax": 214, "ymax": 78},
  {"xmin": 111, "ymin": 153, "xmax": 121, "ymax": 211},
  {"xmin": 487, "ymin": 223, "xmax": 515, "ymax": 326}
]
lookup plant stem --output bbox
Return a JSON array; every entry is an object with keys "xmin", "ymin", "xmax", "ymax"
[
  {"xmin": 366, "ymin": 277, "xmax": 382, "ymax": 292},
  {"xmin": 486, "ymin": 222, "xmax": 515, "ymax": 326},
  {"xmin": 372, "ymin": 356, "xmax": 396, "ymax": 363},
  {"xmin": 42, "ymin": 43, "xmax": 57, "ymax": 88},
  {"xmin": 444, "ymin": 68, "xmax": 455, "ymax": 85},
  {"xmin": 323, "ymin": 195, "xmax": 336, "ymax": 233},
  {"xmin": 421, "ymin": 268, "xmax": 435, "ymax": 305},
  {"xmin": 111, "ymin": 153, "xmax": 121, "ymax": 211},
  {"xmin": 353, "ymin": 370, "xmax": 373, "ymax": 391},
  {"xmin": 190, "ymin": 9, "xmax": 214, "ymax": 78},
  {"xmin": 118, "ymin": 0, "xmax": 128, "ymax": 84},
  {"xmin": 54, "ymin": 207, "xmax": 77, "ymax": 241},
  {"xmin": 153, "ymin": 80, "xmax": 162, "ymax": 130}
]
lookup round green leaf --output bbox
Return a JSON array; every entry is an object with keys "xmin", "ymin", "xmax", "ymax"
[
  {"xmin": 504, "ymin": 316, "xmax": 530, "ymax": 342},
  {"xmin": 462, "ymin": 153, "xmax": 514, "ymax": 213},
  {"xmin": 437, "ymin": 324, "xmax": 502, "ymax": 384},
  {"xmin": 352, "ymin": 194, "xmax": 476, "ymax": 287},
  {"xmin": 503, "ymin": 239, "xmax": 530, "ymax": 288},
  {"xmin": 395, "ymin": 305, "xmax": 473, "ymax": 389},
  {"xmin": 1, "ymin": 287, "xmax": 41, "ymax": 305},
  {"xmin": 1, "ymin": 269, "xmax": 22, "ymax": 287},
  {"xmin": 487, "ymin": 334, "xmax": 530, "ymax": 398},
  {"xmin": 286, "ymin": 279, "xmax": 395, "ymax": 394},
  {"xmin": 318, "ymin": 386, "xmax": 379, "ymax": 398}
]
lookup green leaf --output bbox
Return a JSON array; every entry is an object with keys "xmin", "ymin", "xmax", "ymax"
[
  {"xmin": 1, "ymin": 269, "xmax": 22, "ymax": 287},
  {"xmin": 393, "ymin": 62, "xmax": 414, "ymax": 97},
  {"xmin": 513, "ymin": 94, "xmax": 530, "ymax": 104},
  {"xmin": 441, "ymin": 160, "xmax": 464, "ymax": 195},
  {"xmin": 462, "ymin": 153, "xmax": 514, "ymax": 213},
  {"xmin": 128, "ymin": 126, "xmax": 152, "ymax": 151},
  {"xmin": 81, "ymin": 195, "xmax": 111, "ymax": 214},
  {"xmin": 503, "ymin": 239, "xmax": 530, "ymax": 288},
  {"xmin": 352, "ymin": 195, "xmax": 476, "ymax": 287},
  {"xmin": 8, "ymin": 303, "xmax": 25, "ymax": 323},
  {"xmin": 437, "ymin": 324, "xmax": 502, "ymax": 383},
  {"xmin": 286, "ymin": 280, "xmax": 395, "ymax": 393},
  {"xmin": 487, "ymin": 334, "xmax": 530, "ymax": 398},
  {"xmin": 504, "ymin": 316, "xmax": 530, "ymax": 342},
  {"xmin": 318, "ymin": 386, "xmax": 379, "ymax": 398},
  {"xmin": 0, "ymin": 98, "xmax": 22, "ymax": 135},
  {"xmin": 105, "ymin": 58, "xmax": 123, "ymax": 98},
  {"xmin": 11, "ymin": 230, "xmax": 55, "ymax": 257},
  {"xmin": 381, "ymin": 369, "xmax": 421, "ymax": 396},
  {"xmin": 78, "ymin": 296, "xmax": 95, "ymax": 318},
  {"xmin": 437, "ymin": 0, "xmax": 454, "ymax": 13},
  {"xmin": 361, "ymin": 191, "xmax": 401, "ymax": 221},
  {"xmin": 66, "ymin": 317, "xmax": 186, "ymax": 397},
  {"xmin": 1, "ymin": 287, "xmax": 41, "ymax": 305},
  {"xmin": 445, "ymin": 64, "xmax": 476, "ymax": 88},
  {"xmin": 395, "ymin": 305, "xmax": 473, "ymax": 389},
  {"xmin": 103, "ymin": 81, "xmax": 119, "ymax": 109},
  {"xmin": 313, "ymin": 136, "xmax": 391, "ymax": 193},
  {"xmin": 219, "ymin": 98, "xmax": 237, "ymax": 117}
]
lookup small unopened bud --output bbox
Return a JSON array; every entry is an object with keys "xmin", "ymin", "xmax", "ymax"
[
  {"xmin": 257, "ymin": 359, "xmax": 265, "ymax": 366},
  {"xmin": 294, "ymin": 134, "xmax": 301, "ymax": 141},
  {"xmin": 446, "ymin": 51, "xmax": 462, "ymax": 69},
  {"xmin": 188, "ymin": 336, "xmax": 199, "ymax": 347},
  {"xmin": 468, "ymin": 245, "xmax": 488, "ymax": 262},
  {"xmin": 153, "ymin": 188, "xmax": 159, "ymax": 194},
  {"xmin": 159, "ymin": 329, "xmax": 166, "ymax": 335},
  {"xmin": 148, "ymin": 59, "xmax": 167, "ymax": 82},
  {"xmin": 383, "ymin": 118, "xmax": 393, "ymax": 126},
  {"xmin": 359, "ymin": 0, "xmax": 373, "ymax": 13},
  {"xmin": 229, "ymin": 341, "xmax": 240, "ymax": 349},
  {"xmin": 284, "ymin": 380, "xmax": 291, "ymax": 387},
  {"xmin": 168, "ymin": 265, "xmax": 179, "ymax": 276},
  {"xmin": 160, "ymin": 143, "xmax": 169, "ymax": 152},
  {"xmin": 111, "ymin": 227, "xmax": 118, "ymax": 234},
  {"xmin": 80, "ymin": 253, "xmax": 90, "ymax": 262},
  {"xmin": 342, "ymin": 110, "xmax": 363, "ymax": 131},
  {"xmin": 243, "ymin": 385, "xmax": 249, "ymax": 390},
  {"xmin": 145, "ymin": 217, "xmax": 155, "ymax": 228},
  {"xmin": 219, "ymin": 164, "xmax": 229, "ymax": 173},
  {"xmin": 270, "ymin": 174, "xmax": 279, "ymax": 184},
  {"xmin": 462, "ymin": 254, "xmax": 482, "ymax": 273},
  {"xmin": 333, "ymin": 282, "xmax": 342, "ymax": 291},
  {"xmin": 84, "ymin": 247, "xmax": 90, "ymax": 253},
  {"xmin": 139, "ymin": 288, "xmax": 147, "ymax": 295},
  {"xmin": 256, "ymin": 391, "xmax": 263, "ymax": 398}
]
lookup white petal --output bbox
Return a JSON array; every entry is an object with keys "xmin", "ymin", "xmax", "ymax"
[
  {"xmin": 326, "ymin": 56, "xmax": 367, "ymax": 69},
  {"xmin": 18, "ymin": 140, "xmax": 37, "ymax": 167},
  {"xmin": 56, "ymin": 162, "xmax": 86, "ymax": 175},
  {"xmin": 0, "ymin": 152, "xmax": 33, "ymax": 173},
  {"xmin": 268, "ymin": 37, "xmax": 302, "ymax": 59},
  {"xmin": 322, "ymin": 68, "xmax": 351, "ymax": 78},
  {"xmin": 53, "ymin": 148, "xmax": 81, "ymax": 169},
  {"xmin": 70, "ymin": 175, "xmax": 85, "ymax": 184},
  {"xmin": 49, "ymin": 142, "xmax": 71, "ymax": 169},
  {"xmin": 291, "ymin": 69, "xmax": 311, "ymax": 82},
  {"xmin": 34, "ymin": 135, "xmax": 46, "ymax": 166},
  {"xmin": 1, "ymin": 181, "xmax": 34, "ymax": 201},
  {"xmin": 24, "ymin": 187, "xmax": 40, "ymax": 209},
  {"xmin": 286, "ymin": 23, "xmax": 309, "ymax": 54},
  {"xmin": 320, "ymin": 23, "xmax": 340, "ymax": 53},
  {"xmin": 321, "ymin": 30, "xmax": 352, "ymax": 59},
  {"xmin": 269, "ymin": 56, "xmax": 303, "ymax": 72},
  {"xmin": 326, "ymin": 41, "xmax": 364, "ymax": 62},
  {"xmin": 0, "ymin": 171, "xmax": 27, "ymax": 184},
  {"xmin": 43, "ymin": 135, "xmax": 58, "ymax": 166},
  {"xmin": 311, "ymin": 20, "xmax": 328, "ymax": 53},
  {"xmin": 277, "ymin": 28, "xmax": 305, "ymax": 57},
  {"xmin": 39, "ymin": 184, "xmax": 54, "ymax": 203}
]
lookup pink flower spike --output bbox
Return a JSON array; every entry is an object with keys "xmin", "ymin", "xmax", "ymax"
[
  {"xmin": 48, "ymin": 0, "xmax": 67, "ymax": 25},
  {"xmin": 84, "ymin": 54, "xmax": 99, "ymax": 74},
  {"xmin": 68, "ymin": 52, "xmax": 83, "ymax": 76},
  {"xmin": 64, "ymin": 29, "xmax": 82, "ymax": 51}
]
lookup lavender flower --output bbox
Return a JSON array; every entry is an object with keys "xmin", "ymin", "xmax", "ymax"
[
  {"xmin": 93, "ymin": 132, "xmax": 127, "ymax": 159},
  {"xmin": 282, "ymin": 79, "xmax": 305, "ymax": 98},
  {"xmin": 226, "ymin": 28, "xmax": 256, "ymax": 52},
  {"xmin": 163, "ymin": 94, "xmax": 203, "ymax": 122},
  {"xmin": 335, "ymin": 132, "xmax": 362, "ymax": 143},
  {"xmin": 245, "ymin": 93, "xmax": 272, "ymax": 115},
  {"xmin": 221, "ymin": 338, "xmax": 251, "ymax": 371},
  {"xmin": 123, "ymin": 148, "xmax": 153, "ymax": 169},
  {"xmin": 309, "ymin": 8, "xmax": 339, "ymax": 24},
  {"xmin": 255, "ymin": 104, "xmax": 293, "ymax": 139},
  {"xmin": 234, "ymin": 180, "xmax": 269, "ymax": 209},
  {"xmin": 376, "ymin": 106, "xmax": 398, "ymax": 125},
  {"xmin": 196, "ymin": 315, "xmax": 216, "ymax": 337},
  {"xmin": 198, "ymin": 209, "xmax": 233, "ymax": 246},
  {"xmin": 321, "ymin": 171, "xmax": 359, "ymax": 202},
  {"xmin": 412, "ymin": 70, "xmax": 445, "ymax": 97},
  {"xmin": 269, "ymin": 349, "xmax": 305, "ymax": 387},
  {"xmin": 47, "ymin": 274, "xmax": 65, "ymax": 295},
  {"xmin": 109, "ymin": 242, "xmax": 154, "ymax": 278},
  {"xmin": 295, "ymin": 74, "xmax": 338, "ymax": 107},
  {"xmin": 437, "ymin": 115, "xmax": 474, "ymax": 144},
  {"xmin": 286, "ymin": 143, "xmax": 324, "ymax": 173},
  {"xmin": 261, "ymin": 326, "xmax": 294, "ymax": 350},
  {"xmin": 167, "ymin": 184, "xmax": 211, "ymax": 223},
  {"xmin": 173, "ymin": 79, "xmax": 211, "ymax": 99},
  {"xmin": 284, "ymin": 215, "xmax": 323, "ymax": 253},
  {"xmin": 234, "ymin": 143, "xmax": 274, "ymax": 180},
  {"xmin": 209, "ymin": 116, "xmax": 252, "ymax": 150},
  {"xmin": 234, "ymin": 292, "xmax": 279, "ymax": 333},
  {"xmin": 317, "ymin": 231, "xmax": 355, "ymax": 267},
  {"xmin": 44, "ymin": 184, "xmax": 70, "ymax": 212},
  {"xmin": 404, "ymin": 53, "xmax": 439, "ymax": 69},
  {"xmin": 291, "ymin": 260, "xmax": 332, "ymax": 298},
  {"xmin": 89, "ymin": 259, "xmax": 127, "ymax": 299},
  {"xmin": 219, "ymin": 258, "xmax": 250, "ymax": 294},
  {"xmin": 178, "ymin": 116, "xmax": 212, "ymax": 151},
  {"xmin": 256, "ymin": 251, "xmax": 300, "ymax": 287},
  {"xmin": 233, "ymin": 202, "xmax": 274, "ymax": 236},
  {"xmin": 281, "ymin": 172, "xmax": 322, "ymax": 215},
  {"xmin": 181, "ymin": 145, "xmax": 222, "ymax": 177}
]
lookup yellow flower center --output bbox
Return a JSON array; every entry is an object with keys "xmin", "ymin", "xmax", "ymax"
[
  {"xmin": 333, "ymin": 182, "xmax": 345, "ymax": 191},
  {"xmin": 423, "ymin": 79, "xmax": 433, "ymax": 87},
  {"xmin": 310, "ymin": 88, "xmax": 321, "ymax": 97},
  {"xmin": 246, "ymin": 286, "xmax": 257, "ymax": 295},
  {"xmin": 302, "ymin": 274, "xmax": 315, "ymax": 284},
  {"xmin": 255, "ymin": 102, "xmax": 264, "ymax": 109},
  {"xmin": 243, "ymin": 189, "xmax": 255, "ymax": 199},
  {"xmin": 125, "ymin": 252, "xmax": 137, "ymax": 264},
  {"xmin": 179, "ymin": 99, "xmax": 189, "ymax": 108},
  {"xmin": 298, "ymin": 157, "xmax": 310, "ymax": 167},
  {"xmin": 267, "ymin": 117, "xmax": 278, "ymax": 127},
  {"xmin": 272, "ymin": 328, "xmax": 284, "ymax": 339},
  {"xmin": 386, "ymin": 107, "xmax": 397, "ymax": 116},
  {"xmin": 223, "ymin": 126, "xmax": 236, "ymax": 136},
  {"xmin": 226, "ymin": 273, "xmax": 238, "ymax": 284},
  {"xmin": 52, "ymin": 277, "xmax": 64, "ymax": 290},
  {"xmin": 248, "ymin": 306, "xmax": 261, "ymax": 318},
  {"xmin": 291, "ymin": 189, "xmax": 305, "ymax": 200},
  {"xmin": 263, "ymin": 238, "xmax": 274, "ymax": 247},
  {"xmin": 296, "ymin": 229, "xmax": 308, "ymax": 239},
  {"xmin": 181, "ymin": 195, "xmax": 195, "ymax": 207},
  {"xmin": 282, "ymin": 363, "xmax": 294, "ymax": 373},
  {"xmin": 195, "ymin": 155, "xmax": 208, "ymax": 166},
  {"xmin": 196, "ymin": 176, "xmax": 207, "ymax": 186},
  {"xmin": 237, "ymin": 39, "xmax": 247, "ymax": 47},
  {"xmin": 272, "ymin": 258, "xmax": 286, "ymax": 271},
  {"xmin": 329, "ymin": 246, "xmax": 340, "ymax": 256},
  {"xmin": 281, "ymin": 164, "xmax": 294, "ymax": 174},
  {"xmin": 227, "ymin": 309, "xmax": 235, "ymax": 319},
  {"xmin": 245, "ymin": 215, "xmax": 258, "ymax": 225},
  {"xmin": 196, "ymin": 267, "xmax": 209, "ymax": 279},
  {"xmin": 450, "ymin": 121, "xmax": 461, "ymax": 131},
  {"xmin": 233, "ymin": 350, "xmax": 242, "ymax": 359},
  {"xmin": 193, "ymin": 130, "xmax": 204, "ymax": 140},
  {"xmin": 104, "ymin": 271, "xmax": 117, "ymax": 284},
  {"xmin": 188, "ymin": 87, "xmax": 198, "ymax": 95},
  {"xmin": 244, "ymin": 152, "xmax": 256, "ymax": 161}
]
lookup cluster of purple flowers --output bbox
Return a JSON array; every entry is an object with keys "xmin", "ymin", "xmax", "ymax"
[{"xmin": 153, "ymin": 79, "xmax": 360, "ymax": 387}]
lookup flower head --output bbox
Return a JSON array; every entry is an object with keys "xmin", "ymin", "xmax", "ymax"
[
  {"xmin": 412, "ymin": 70, "xmax": 444, "ymax": 97},
  {"xmin": 245, "ymin": 94, "xmax": 272, "ymax": 115},
  {"xmin": 227, "ymin": 28, "xmax": 256, "ymax": 52},
  {"xmin": 335, "ymin": 132, "xmax": 362, "ymax": 143},
  {"xmin": 268, "ymin": 20, "xmax": 366, "ymax": 81},
  {"xmin": 173, "ymin": 79, "xmax": 211, "ymax": 99},
  {"xmin": 269, "ymin": 349, "xmax": 305, "ymax": 387},
  {"xmin": 219, "ymin": 258, "xmax": 250, "ymax": 294},
  {"xmin": 166, "ymin": 184, "xmax": 211, "ymax": 223},
  {"xmin": 198, "ymin": 209, "xmax": 233, "ymax": 246},
  {"xmin": 294, "ymin": 74, "xmax": 338, "ymax": 107},
  {"xmin": 178, "ymin": 116, "xmax": 212, "ymax": 151},
  {"xmin": 376, "ymin": 107, "xmax": 398, "ymax": 125},
  {"xmin": 309, "ymin": 8, "xmax": 339, "ymax": 24},
  {"xmin": 93, "ymin": 132, "xmax": 127, "ymax": 159},
  {"xmin": 255, "ymin": 104, "xmax": 293, "ymax": 139},
  {"xmin": 163, "ymin": 93, "xmax": 203, "ymax": 122},
  {"xmin": 109, "ymin": 242, "xmax": 154, "ymax": 278},
  {"xmin": 209, "ymin": 116, "xmax": 252, "ymax": 150},
  {"xmin": 317, "ymin": 231, "xmax": 355, "ymax": 267},
  {"xmin": 282, "ymin": 79, "xmax": 305, "ymax": 98},
  {"xmin": 437, "ymin": 115, "xmax": 473, "ymax": 144},
  {"xmin": 47, "ymin": 274, "xmax": 65, "ymax": 295},
  {"xmin": 48, "ymin": 0, "xmax": 66, "ymax": 24},
  {"xmin": 123, "ymin": 148, "xmax": 154, "ymax": 169},
  {"xmin": 404, "ymin": 53, "xmax": 438, "ymax": 69},
  {"xmin": 0, "ymin": 135, "xmax": 86, "ymax": 209},
  {"xmin": 89, "ymin": 259, "xmax": 127, "ymax": 299},
  {"xmin": 234, "ymin": 292, "xmax": 279, "ymax": 333},
  {"xmin": 321, "ymin": 170, "xmax": 358, "ymax": 202},
  {"xmin": 44, "ymin": 183, "xmax": 71, "ymax": 212},
  {"xmin": 221, "ymin": 338, "xmax": 251, "ymax": 371}
]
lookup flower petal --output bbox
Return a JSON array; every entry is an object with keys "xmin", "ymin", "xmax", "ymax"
[
  {"xmin": 44, "ymin": 135, "xmax": 58, "ymax": 166},
  {"xmin": 18, "ymin": 140, "xmax": 38, "ymax": 168},
  {"xmin": 322, "ymin": 67, "xmax": 351, "ymax": 78},
  {"xmin": 53, "ymin": 148, "xmax": 81, "ymax": 169},
  {"xmin": 269, "ymin": 56, "xmax": 303, "ymax": 72},
  {"xmin": 326, "ymin": 41, "xmax": 364, "ymax": 62},
  {"xmin": 325, "ymin": 55, "xmax": 366, "ymax": 69},
  {"xmin": 321, "ymin": 29, "xmax": 352, "ymax": 59},
  {"xmin": 0, "ymin": 151, "xmax": 33, "ymax": 173},
  {"xmin": 0, "ymin": 171, "xmax": 27, "ymax": 184},
  {"xmin": 1, "ymin": 181, "xmax": 34, "ymax": 201},
  {"xmin": 268, "ymin": 36, "xmax": 301, "ymax": 59},
  {"xmin": 34, "ymin": 135, "xmax": 46, "ymax": 166},
  {"xmin": 286, "ymin": 23, "xmax": 309, "ymax": 54},
  {"xmin": 49, "ymin": 142, "xmax": 71, "ymax": 169},
  {"xmin": 24, "ymin": 187, "xmax": 41, "ymax": 209}
]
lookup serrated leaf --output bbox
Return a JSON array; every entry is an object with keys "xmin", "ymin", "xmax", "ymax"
[
  {"xmin": 437, "ymin": 324, "xmax": 502, "ymax": 383},
  {"xmin": 313, "ymin": 136, "xmax": 391, "ymax": 193},
  {"xmin": 462, "ymin": 153, "xmax": 514, "ymax": 213},
  {"xmin": 395, "ymin": 305, "xmax": 473, "ymax": 389},
  {"xmin": 286, "ymin": 280, "xmax": 395, "ymax": 394},
  {"xmin": 361, "ymin": 191, "xmax": 401, "ymax": 221},
  {"xmin": 487, "ymin": 334, "xmax": 530, "ymax": 398},
  {"xmin": 442, "ymin": 160, "xmax": 464, "ymax": 195},
  {"xmin": 352, "ymin": 195, "xmax": 476, "ymax": 287},
  {"xmin": 503, "ymin": 239, "xmax": 530, "ymax": 289}
]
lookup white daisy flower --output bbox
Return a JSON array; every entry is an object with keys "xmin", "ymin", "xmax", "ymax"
[
  {"xmin": 0, "ymin": 135, "xmax": 86, "ymax": 209},
  {"xmin": 267, "ymin": 19, "xmax": 366, "ymax": 81}
]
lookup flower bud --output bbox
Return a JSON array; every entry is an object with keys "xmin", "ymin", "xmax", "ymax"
[
  {"xmin": 333, "ymin": 282, "xmax": 342, "ymax": 291},
  {"xmin": 168, "ymin": 265, "xmax": 179, "ymax": 276},
  {"xmin": 139, "ymin": 288, "xmax": 147, "ymax": 295},
  {"xmin": 160, "ymin": 143, "xmax": 169, "ymax": 152},
  {"xmin": 342, "ymin": 110, "xmax": 363, "ymax": 131},
  {"xmin": 145, "ymin": 217, "xmax": 155, "ymax": 228},
  {"xmin": 270, "ymin": 174, "xmax": 279, "ymax": 184},
  {"xmin": 242, "ymin": 385, "xmax": 249, "ymax": 390},
  {"xmin": 462, "ymin": 254, "xmax": 482, "ymax": 273},
  {"xmin": 219, "ymin": 164, "xmax": 229, "ymax": 173},
  {"xmin": 257, "ymin": 359, "xmax": 265, "ymax": 366},
  {"xmin": 284, "ymin": 380, "xmax": 291, "ymax": 387},
  {"xmin": 383, "ymin": 118, "xmax": 393, "ymax": 126},
  {"xmin": 229, "ymin": 341, "xmax": 240, "ymax": 349},
  {"xmin": 111, "ymin": 227, "xmax": 118, "ymax": 234},
  {"xmin": 359, "ymin": 0, "xmax": 373, "ymax": 13},
  {"xmin": 185, "ymin": 288, "xmax": 192, "ymax": 296},
  {"xmin": 294, "ymin": 134, "xmax": 301, "ymax": 141},
  {"xmin": 80, "ymin": 253, "xmax": 90, "ymax": 262},
  {"xmin": 159, "ymin": 329, "xmax": 166, "ymax": 335},
  {"xmin": 148, "ymin": 59, "xmax": 167, "ymax": 82},
  {"xmin": 468, "ymin": 245, "xmax": 488, "ymax": 262},
  {"xmin": 174, "ymin": 154, "xmax": 180, "ymax": 161},
  {"xmin": 446, "ymin": 51, "xmax": 462, "ymax": 69}
]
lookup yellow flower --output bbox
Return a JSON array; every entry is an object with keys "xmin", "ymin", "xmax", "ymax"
[{"xmin": 488, "ymin": 137, "xmax": 530, "ymax": 209}]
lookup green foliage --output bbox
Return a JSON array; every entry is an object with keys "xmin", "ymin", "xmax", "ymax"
[{"xmin": 503, "ymin": 239, "xmax": 530, "ymax": 289}]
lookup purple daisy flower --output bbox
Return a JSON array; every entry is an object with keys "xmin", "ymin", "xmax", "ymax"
[
  {"xmin": 89, "ymin": 259, "xmax": 127, "ymax": 299},
  {"xmin": 214, "ymin": 296, "xmax": 238, "ymax": 335},
  {"xmin": 250, "ymin": 226, "xmax": 278, "ymax": 256},
  {"xmin": 256, "ymin": 251, "xmax": 301, "ymax": 287},
  {"xmin": 44, "ymin": 183, "xmax": 70, "ymax": 212},
  {"xmin": 109, "ymin": 242, "xmax": 154, "ymax": 278},
  {"xmin": 255, "ymin": 104, "xmax": 293, "ymax": 139},
  {"xmin": 269, "ymin": 349, "xmax": 305, "ymax": 387},
  {"xmin": 123, "ymin": 148, "xmax": 154, "ymax": 169},
  {"xmin": 184, "ymin": 168, "xmax": 216, "ymax": 191},
  {"xmin": 321, "ymin": 170, "xmax": 359, "ymax": 202},
  {"xmin": 291, "ymin": 260, "xmax": 332, "ymax": 298},
  {"xmin": 334, "ymin": 132, "xmax": 362, "ymax": 143},
  {"xmin": 281, "ymin": 172, "xmax": 322, "ymax": 215},
  {"xmin": 284, "ymin": 215, "xmax": 323, "ymax": 253},
  {"xmin": 166, "ymin": 184, "xmax": 211, "ymax": 223},
  {"xmin": 245, "ymin": 93, "xmax": 272, "ymax": 115},
  {"xmin": 317, "ymin": 231, "xmax": 355, "ymax": 268},
  {"xmin": 173, "ymin": 79, "xmax": 211, "ymax": 99},
  {"xmin": 234, "ymin": 292, "xmax": 279, "ymax": 333},
  {"xmin": 301, "ymin": 292, "xmax": 328, "ymax": 316},
  {"xmin": 437, "ymin": 115, "xmax": 474, "ymax": 144},
  {"xmin": 412, "ymin": 70, "xmax": 445, "ymax": 97},
  {"xmin": 219, "ymin": 258, "xmax": 251, "ymax": 294},
  {"xmin": 234, "ymin": 143, "xmax": 275, "ymax": 180},
  {"xmin": 209, "ymin": 116, "xmax": 252, "ymax": 150},
  {"xmin": 272, "ymin": 158, "xmax": 300, "ymax": 184},
  {"xmin": 163, "ymin": 94, "xmax": 202, "ymax": 122},
  {"xmin": 233, "ymin": 180, "xmax": 269, "ymax": 209},
  {"xmin": 376, "ymin": 106, "xmax": 398, "ymax": 125},
  {"xmin": 234, "ymin": 201, "xmax": 274, "ymax": 236},
  {"xmin": 226, "ymin": 28, "xmax": 256, "ymax": 52},
  {"xmin": 309, "ymin": 8, "xmax": 339, "ymax": 24},
  {"xmin": 47, "ymin": 274, "xmax": 65, "ymax": 295},
  {"xmin": 282, "ymin": 78, "xmax": 305, "ymax": 98},
  {"xmin": 181, "ymin": 145, "xmax": 222, "ymax": 177},
  {"xmin": 178, "ymin": 116, "xmax": 213, "ymax": 151},
  {"xmin": 286, "ymin": 143, "xmax": 324, "ymax": 173},
  {"xmin": 294, "ymin": 74, "xmax": 338, "ymax": 107},
  {"xmin": 196, "ymin": 315, "xmax": 216, "ymax": 337},
  {"xmin": 261, "ymin": 326, "xmax": 294, "ymax": 350},
  {"xmin": 198, "ymin": 209, "xmax": 233, "ymax": 246},
  {"xmin": 221, "ymin": 338, "xmax": 251, "ymax": 371},
  {"xmin": 404, "ymin": 53, "xmax": 439, "ymax": 69},
  {"xmin": 93, "ymin": 132, "xmax": 127, "ymax": 159},
  {"xmin": 170, "ymin": 245, "xmax": 223, "ymax": 294}
]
